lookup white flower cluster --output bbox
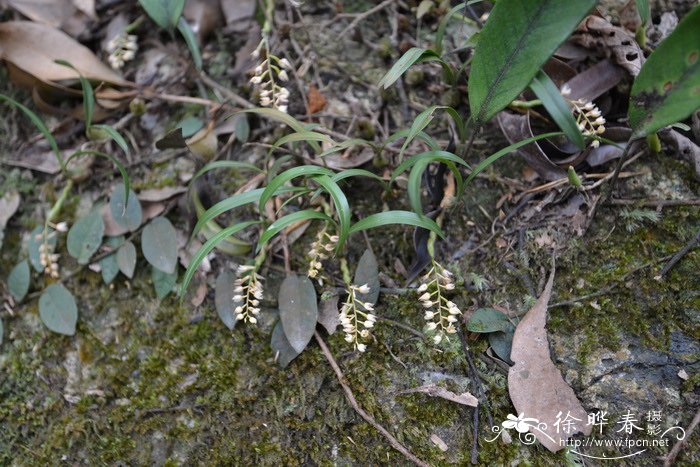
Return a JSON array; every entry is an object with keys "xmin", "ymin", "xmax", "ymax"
[
  {"xmin": 249, "ymin": 54, "xmax": 292, "ymax": 113},
  {"xmin": 418, "ymin": 261, "xmax": 461, "ymax": 344},
  {"xmin": 106, "ymin": 32, "xmax": 138, "ymax": 70},
  {"xmin": 561, "ymin": 85, "xmax": 606, "ymax": 148},
  {"xmin": 233, "ymin": 265, "xmax": 264, "ymax": 324},
  {"xmin": 307, "ymin": 228, "xmax": 338, "ymax": 280},
  {"xmin": 339, "ymin": 284, "xmax": 377, "ymax": 353},
  {"xmin": 38, "ymin": 238, "xmax": 60, "ymax": 279}
]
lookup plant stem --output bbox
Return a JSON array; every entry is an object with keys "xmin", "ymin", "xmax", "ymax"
[
  {"xmin": 602, "ymin": 138, "xmax": 636, "ymax": 203},
  {"xmin": 46, "ymin": 179, "xmax": 74, "ymax": 225}
]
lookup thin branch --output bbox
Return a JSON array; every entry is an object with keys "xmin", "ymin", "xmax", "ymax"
[
  {"xmin": 656, "ymin": 227, "xmax": 700, "ymax": 279},
  {"xmin": 662, "ymin": 407, "xmax": 700, "ymax": 467},
  {"xmin": 314, "ymin": 332, "xmax": 429, "ymax": 467}
]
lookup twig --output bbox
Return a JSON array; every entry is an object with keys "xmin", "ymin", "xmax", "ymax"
[
  {"xmin": 608, "ymin": 198, "xmax": 700, "ymax": 207},
  {"xmin": 337, "ymin": 0, "xmax": 397, "ymax": 39},
  {"xmin": 198, "ymin": 72, "xmax": 256, "ymax": 109},
  {"xmin": 314, "ymin": 332, "xmax": 429, "ymax": 467},
  {"xmin": 656, "ymin": 227, "xmax": 700, "ymax": 279},
  {"xmin": 662, "ymin": 407, "xmax": 700, "ymax": 467},
  {"xmin": 602, "ymin": 141, "xmax": 642, "ymax": 203}
]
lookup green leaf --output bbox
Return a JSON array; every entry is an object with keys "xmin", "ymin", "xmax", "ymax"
[
  {"xmin": 628, "ymin": 5, "xmax": 700, "ymax": 138},
  {"xmin": 139, "ymin": 0, "xmax": 185, "ymax": 29},
  {"xmin": 91, "ymin": 124, "xmax": 131, "ymax": 157},
  {"xmin": 39, "ymin": 284, "xmax": 78, "ymax": 335},
  {"xmin": 116, "ymin": 241, "xmax": 137, "ymax": 279},
  {"xmin": 55, "ymin": 59, "xmax": 94, "ymax": 129},
  {"xmin": 100, "ymin": 236, "xmax": 124, "ymax": 284},
  {"xmin": 331, "ymin": 169, "xmax": 386, "ymax": 185},
  {"xmin": 407, "ymin": 157, "xmax": 464, "ymax": 215},
  {"xmin": 178, "ymin": 116, "xmax": 203, "ymax": 137},
  {"xmin": 0, "ymin": 94, "xmax": 63, "ymax": 171},
  {"xmin": 110, "ymin": 184, "xmax": 142, "ymax": 232},
  {"xmin": 464, "ymin": 132, "xmax": 564, "ymax": 187},
  {"xmin": 177, "ymin": 17, "xmax": 202, "ymax": 70},
  {"xmin": 469, "ymin": 0, "xmax": 596, "ymax": 125},
  {"xmin": 271, "ymin": 320, "xmax": 302, "ymax": 368},
  {"xmin": 67, "ymin": 211, "xmax": 105, "ymax": 264},
  {"xmin": 152, "ymin": 266, "xmax": 178, "ymax": 299},
  {"xmin": 467, "ymin": 308, "xmax": 512, "ymax": 333},
  {"xmin": 391, "ymin": 150, "xmax": 470, "ymax": 182},
  {"xmin": 192, "ymin": 189, "xmax": 264, "ymax": 238},
  {"xmin": 378, "ymin": 47, "xmax": 453, "ymax": 89},
  {"xmin": 489, "ymin": 326, "xmax": 515, "ymax": 364},
  {"xmin": 0, "ymin": 317, "xmax": 3, "ymax": 345},
  {"xmin": 258, "ymin": 211, "xmax": 333, "ymax": 252},
  {"xmin": 28, "ymin": 226, "xmax": 57, "ymax": 272},
  {"xmin": 141, "ymin": 217, "xmax": 178, "ymax": 274},
  {"xmin": 386, "ymin": 127, "xmax": 440, "ymax": 152},
  {"xmin": 232, "ymin": 108, "xmax": 320, "ymax": 152},
  {"xmin": 278, "ymin": 274, "xmax": 318, "ymax": 353},
  {"xmin": 435, "ymin": 1, "xmax": 481, "ymax": 55},
  {"xmin": 400, "ymin": 105, "xmax": 442, "ymax": 159},
  {"xmin": 215, "ymin": 270, "xmax": 237, "ymax": 330},
  {"xmin": 312, "ymin": 175, "xmax": 351, "ymax": 250},
  {"xmin": 191, "ymin": 189, "xmax": 253, "ymax": 256},
  {"xmin": 349, "ymin": 211, "xmax": 444, "ymax": 238},
  {"xmin": 636, "ymin": 0, "xmax": 650, "ymax": 25},
  {"xmin": 8, "ymin": 260, "xmax": 30, "ymax": 302},
  {"xmin": 353, "ymin": 249, "xmax": 380, "ymax": 307},
  {"xmin": 180, "ymin": 221, "xmax": 260, "ymax": 297},
  {"xmin": 530, "ymin": 70, "xmax": 584, "ymax": 149},
  {"xmin": 271, "ymin": 131, "xmax": 335, "ymax": 153},
  {"xmin": 65, "ymin": 150, "xmax": 130, "ymax": 202},
  {"xmin": 258, "ymin": 166, "xmax": 334, "ymax": 213}
]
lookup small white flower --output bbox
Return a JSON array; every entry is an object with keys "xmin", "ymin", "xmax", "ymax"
[
  {"xmin": 422, "ymin": 300, "xmax": 433, "ymax": 308},
  {"xmin": 55, "ymin": 222, "xmax": 68, "ymax": 232},
  {"xmin": 357, "ymin": 284, "xmax": 371, "ymax": 294},
  {"xmin": 424, "ymin": 311, "xmax": 435, "ymax": 320},
  {"xmin": 419, "ymin": 292, "xmax": 431, "ymax": 301},
  {"xmin": 278, "ymin": 70, "xmax": 289, "ymax": 82},
  {"xmin": 363, "ymin": 320, "xmax": 374, "ymax": 328},
  {"xmin": 433, "ymin": 334, "xmax": 442, "ymax": 344},
  {"xmin": 356, "ymin": 343, "xmax": 367, "ymax": 352},
  {"xmin": 426, "ymin": 322, "xmax": 438, "ymax": 331},
  {"xmin": 345, "ymin": 334, "xmax": 354, "ymax": 343},
  {"xmin": 417, "ymin": 283, "xmax": 428, "ymax": 292}
]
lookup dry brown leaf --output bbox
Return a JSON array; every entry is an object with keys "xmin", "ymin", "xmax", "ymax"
[
  {"xmin": 508, "ymin": 267, "xmax": 591, "ymax": 452},
  {"xmin": 659, "ymin": 129, "xmax": 700, "ymax": 179},
  {"xmin": 397, "ymin": 384, "xmax": 478, "ymax": 407},
  {"xmin": 138, "ymin": 186, "xmax": 188, "ymax": 203},
  {"xmin": 0, "ymin": 21, "xmax": 129, "ymax": 86},
  {"xmin": 562, "ymin": 60, "xmax": 625, "ymax": 103},
  {"xmin": 186, "ymin": 125, "xmax": 218, "ymax": 161},
  {"xmin": 306, "ymin": 85, "xmax": 327, "ymax": 114},
  {"xmin": 571, "ymin": 15, "xmax": 644, "ymax": 76},
  {"xmin": 220, "ymin": 0, "xmax": 255, "ymax": 27},
  {"xmin": 6, "ymin": 0, "xmax": 93, "ymax": 38}
]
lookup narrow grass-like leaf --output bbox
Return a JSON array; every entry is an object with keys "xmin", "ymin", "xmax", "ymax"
[
  {"xmin": 258, "ymin": 210, "xmax": 333, "ymax": 251},
  {"xmin": 349, "ymin": 211, "xmax": 444, "ymax": 238},
  {"xmin": 271, "ymin": 131, "xmax": 334, "ymax": 154},
  {"xmin": 55, "ymin": 59, "xmax": 94, "ymax": 128},
  {"xmin": 318, "ymin": 138, "xmax": 374, "ymax": 158},
  {"xmin": 258, "ymin": 166, "xmax": 334, "ymax": 212},
  {"xmin": 469, "ymin": 0, "xmax": 595, "ymax": 125},
  {"xmin": 192, "ymin": 189, "xmax": 264, "ymax": 238},
  {"xmin": 636, "ymin": 0, "xmax": 650, "ymax": 25},
  {"xmin": 400, "ymin": 105, "xmax": 441, "ymax": 159},
  {"xmin": 177, "ymin": 17, "xmax": 202, "ymax": 70},
  {"xmin": 378, "ymin": 47, "xmax": 453, "ymax": 88},
  {"xmin": 232, "ymin": 108, "xmax": 320, "ymax": 152},
  {"xmin": 391, "ymin": 150, "xmax": 469, "ymax": 182},
  {"xmin": 331, "ymin": 169, "xmax": 386, "ymax": 185},
  {"xmin": 628, "ymin": 5, "xmax": 700, "ymax": 138},
  {"xmin": 66, "ymin": 150, "xmax": 130, "ymax": 204},
  {"xmin": 407, "ymin": 158, "xmax": 463, "ymax": 215},
  {"xmin": 530, "ymin": 70, "xmax": 584, "ymax": 149},
  {"xmin": 435, "ymin": 1, "xmax": 482, "ymax": 55},
  {"xmin": 386, "ymin": 128, "xmax": 441, "ymax": 152},
  {"xmin": 180, "ymin": 221, "xmax": 260, "ymax": 298},
  {"xmin": 0, "ymin": 94, "xmax": 63, "ymax": 170},
  {"xmin": 465, "ymin": 132, "xmax": 563, "ymax": 187},
  {"xmin": 92, "ymin": 124, "xmax": 130, "ymax": 157},
  {"xmin": 313, "ymin": 175, "xmax": 351, "ymax": 250}
]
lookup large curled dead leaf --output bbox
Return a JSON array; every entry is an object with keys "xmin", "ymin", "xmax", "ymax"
[
  {"xmin": 571, "ymin": 16, "xmax": 644, "ymax": 76},
  {"xmin": 0, "ymin": 21, "xmax": 129, "ymax": 87},
  {"xmin": 6, "ymin": 0, "xmax": 95, "ymax": 38},
  {"xmin": 508, "ymin": 267, "xmax": 591, "ymax": 452},
  {"xmin": 497, "ymin": 112, "xmax": 567, "ymax": 181}
]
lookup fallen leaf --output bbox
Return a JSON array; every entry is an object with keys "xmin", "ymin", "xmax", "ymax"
[
  {"xmin": 497, "ymin": 112, "xmax": 567, "ymax": 181},
  {"xmin": 191, "ymin": 281, "xmax": 208, "ymax": 307},
  {"xmin": 397, "ymin": 384, "xmax": 478, "ymax": 407},
  {"xmin": 571, "ymin": 15, "xmax": 644, "ymax": 76},
  {"xmin": 184, "ymin": 0, "xmax": 224, "ymax": 42},
  {"xmin": 138, "ymin": 186, "xmax": 187, "ymax": 203},
  {"xmin": 430, "ymin": 434, "xmax": 449, "ymax": 452},
  {"xmin": 0, "ymin": 21, "xmax": 129, "ymax": 86},
  {"xmin": 508, "ymin": 267, "xmax": 591, "ymax": 452},
  {"xmin": 220, "ymin": 0, "xmax": 255, "ymax": 27},
  {"xmin": 659, "ymin": 129, "xmax": 700, "ymax": 179},
  {"xmin": 311, "ymin": 147, "xmax": 375, "ymax": 170},
  {"xmin": 619, "ymin": 0, "xmax": 643, "ymax": 32},
  {"xmin": 562, "ymin": 60, "xmax": 626, "ymax": 103},
  {"xmin": 6, "ymin": 0, "xmax": 93, "ymax": 38},
  {"xmin": 306, "ymin": 85, "xmax": 326, "ymax": 114}
]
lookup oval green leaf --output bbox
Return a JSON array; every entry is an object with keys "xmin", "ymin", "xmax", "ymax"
[
  {"xmin": 215, "ymin": 270, "xmax": 237, "ymax": 330},
  {"xmin": 8, "ymin": 260, "xmax": 30, "ymax": 302},
  {"xmin": 152, "ymin": 266, "xmax": 178, "ymax": 299},
  {"xmin": 100, "ymin": 236, "xmax": 124, "ymax": 284},
  {"xmin": 354, "ymin": 249, "xmax": 380, "ymax": 307},
  {"xmin": 67, "ymin": 211, "xmax": 105, "ymax": 265},
  {"xmin": 278, "ymin": 274, "xmax": 318, "ymax": 353},
  {"xmin": 271, "ymin": 320, "xmax": 302, "ymax": 368},
  {"xmin": 469, "ymin": 0, "xmax": 596, "ymax": 125},
  {"xmin": 141, "ymin": 217, "xmax": 178, "ymax": 274},
  {"xmin": 116, "ymin": 240, "xmax": 137, "ymax": 279},
  {"xmin": 467, "ymin": 308, "xmax": 512, "ymax": 333},
  {"xmin": 39, "ymin": 283, "xmax": 78, "ymax": 335},
  {"xmin": 139, "ymin": 0, "xmax": 185, "ymax": 29},
  {"xmin": 110, "ymin": 184, "xmax": 142, "ymax": 232}
]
